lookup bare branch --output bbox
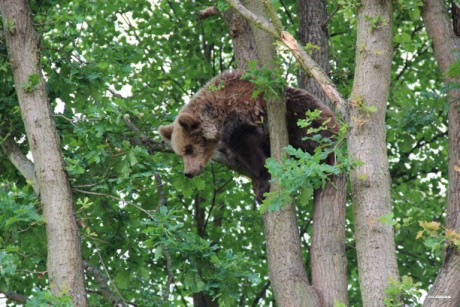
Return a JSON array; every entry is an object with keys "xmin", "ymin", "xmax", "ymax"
[
  {"xmin": 226, "ymin": 0, "xmax": 278, "ymax": 37},
  {"xmin": 122, "ymin": 115, "xmax": 171, "ymax": 155},
  {"xmin": 279, "ymin": 31, "xmax": 346, "ymax": 116},
  {"xmin": 74, "ymin": 188, "xmax": 154, "ymax": 219}
]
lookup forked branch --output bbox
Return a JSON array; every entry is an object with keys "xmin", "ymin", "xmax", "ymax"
[{"xmin": 225, "ymin": 0, "xmax": 347, "ymax": 118}]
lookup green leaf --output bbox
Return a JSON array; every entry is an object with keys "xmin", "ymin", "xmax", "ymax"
[{"xmin": 378, "ymin": 212, "xmax": 398, "ymax": 226}]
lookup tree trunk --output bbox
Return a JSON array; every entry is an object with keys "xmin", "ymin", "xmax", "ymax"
[
  {"xmin": 221, "ymin": 8, "xmax": 259, "ymax": 70},
  {"xmin": 421, "ymin": 1, "xmax": 460, "ymax": 305},
  {"xmin": 244, "ymin": 1, "xmax": 318, "ymax": 306},
  {"xmin": 348, "ymin": 0, "xmax": 399, "ymax": 305},
  {"xmin": 298, "ymin": 1, "xmax": 348, "ymax": 305},
  {"xmin": 0, "ymin": 1, "xmax": 87, "ymax": 305}
]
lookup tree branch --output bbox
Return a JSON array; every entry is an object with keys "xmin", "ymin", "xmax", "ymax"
[
  {"xmin": 0, "ymin": 290, "xmax": 28, "ymax": 304},
  {"xmin": 226, "ymin": 0, "xmax": 278, "ymax": 37},
  {"xmin": 0, "ymin": 134, "xmax": 39, "ymax": 194},
  {"xmin": 225, "ymin": 0, "xmax": 347, "ymax": 119},
  {"xmin": 83, "ymin": 261, "xmax": 126, "ymax": 306},
  {"xmin": 198, "ymin": 6, "xmax": 219, "ymax": 19}
]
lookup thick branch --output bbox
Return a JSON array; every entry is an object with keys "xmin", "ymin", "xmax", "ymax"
[
  {"xmin": 421, "ymin": 0, "xmax": 460, "ymax": 305},
  {"xmin": 280, "ymin": 32, "xmax": 346, "ymax": 117},
  {"xmin": 226, "ymin": 0, "xmax": 278, "ymax": 36},
  {"xmin": 0, "ymin": 135, "xmax": 39, "ymax": 194}
]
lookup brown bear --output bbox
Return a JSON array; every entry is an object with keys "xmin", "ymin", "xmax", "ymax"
[{"xmin": 158, "ymin": 70, "xmax": 339, "ymax": 202}]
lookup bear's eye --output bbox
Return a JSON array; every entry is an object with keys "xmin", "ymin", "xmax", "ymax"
[{"xmin": 184, "ymin": 145, "xmax": 194, "ymax": 155}]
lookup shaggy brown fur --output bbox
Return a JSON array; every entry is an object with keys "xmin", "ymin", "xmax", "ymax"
[{"xmin": 159, "ymin": 70, "xmax": 339, "ymax": 201}]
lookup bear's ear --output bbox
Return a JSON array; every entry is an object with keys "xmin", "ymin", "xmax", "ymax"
[
  {"xmin": 202, "ymin": 122, "xmax": 218, "ymax": 140},
  {"xmin": 159, "ymin": 124, "xmax": 174, "ymax": 141},
  {"xmin": 178, "ymin": 113, "xmax": 200, "ymax": 131}
]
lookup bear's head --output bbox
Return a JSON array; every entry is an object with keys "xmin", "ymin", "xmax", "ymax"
[{"xmin": 159, "ymin": 112, "xmax": 219, "ymax": 178}]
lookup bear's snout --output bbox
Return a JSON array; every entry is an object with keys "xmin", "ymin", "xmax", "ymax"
[{"xmin": 182, "ymin": 159, "xmax": 204, "ymax": 178}]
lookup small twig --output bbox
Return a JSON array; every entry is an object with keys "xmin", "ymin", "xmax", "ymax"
[
  {"xmin": 252, "ymin": 281, "xmax": 271, "ymax": 306},
  {"xmin": 279, "ymin": 0, "xmax": 295, "ymax": 27},
  {"xmin": 322, "ymin": 4, "xmax": 341, "ymax": 30},
  {"xmin": 107, "ymin": 87, "xmax": 125, "ymax": 99},
  {"xmin": 93, "ymin": 245, "xmax": 128, "ymax": 306},
  {"xmin": 83, "ymin": 260, "xmax": 126, "ymax": 306},
  {"xmin": 74, "ymin": 188, "xmax": 154, "ymax": 219},
  {"xmin": 121, "ymin": 114, "xmax": 171, "ymax": 155}
]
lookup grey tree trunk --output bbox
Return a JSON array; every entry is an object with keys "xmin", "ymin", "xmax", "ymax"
[
  {"xmin": 348, "ymin": 0, "xmax": 399, "ymax": 305},
  {"xmin": 0, "ymin": 0, "xmax": 87, "ymax": 305},
  {"xmin": 421, "ymin": 1, "xmax": 460, "ymax": 305},
  {"xmin": 244, "ymin": 1, "xmax": 318, "ymax": 306},
  {"xmin": 298, "ymin": 1, "xmax": 348, "ymax": 305},
  {"xmin": 222, "ymin": 8, "xmax": 259, "ymax": 71}
]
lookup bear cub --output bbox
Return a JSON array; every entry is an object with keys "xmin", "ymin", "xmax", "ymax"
[{"xmin": 159, "ymin": 70, "xmax": 339, "ymax": 202}]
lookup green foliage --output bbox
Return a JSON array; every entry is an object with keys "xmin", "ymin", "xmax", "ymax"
[
  {"xmin": 241, "ymin": 61, "xmax": 287, "ymax": 99},
  {"xmin": 384, "ymin": 276, "xmax": 422, "ymax": 307},
  {"xmin": 447, "ymin": 56, "xmax": 460, "ymax": 78},
  {"xmin": 262, "ymin": 110, "xmax": 349, "ymax": 212},
  {"xmin": 304, "ymin": 42, "xmax": 321, "ymax": 55},
  {"xmin": 0, "ymin": 250, "xmax": 17, "ymax": 287},
  {"xmin": 216, "ymin": 0, "xmax": 230, "ymax": 11},
  {"xmin": 378, "ymin": 212, "xmax": 398, "ymax": 227},
  {"xmin": 20, "ymin": 73, "xmax": 40, "ymax": 93},
  {"xmin": 416, "ymin": 221, "xmax": 460, "ymax": 253},
  {"xmin": 364, "ymin": 15, "xmax": 388, "ymax": 31},
  {"xmin": 26, "ymin": 289, "xmax": 73, "ymax": 307},
  {"xmin": 0, "ymin": 0, "xmax": 454, "ymax": 305}
]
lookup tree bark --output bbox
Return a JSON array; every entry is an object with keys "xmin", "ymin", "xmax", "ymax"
[
  {"xmin": 298, "ymin": 1, "xmax": 348, "ymax": 305},
  {"xmin": 244, "ymin": 1, "xmax": 318, "ymax": 306},
  {"xmin": 421, "ymin": 1, "xmax": 460, "ymax": 305},
  {"xmin": 221, "ymin": 8, "xmax": 259, "ymax": 70},
  {"xmin": 0, "ymin": 0, "xmax": 87, "ymax": 305},
  {"xmin": 298, "ymin": 0, "xmax": 329, "ymax": 103},
  {"xmin": 348, "ymin": 0, "xmax": 399, "ymax": 305}
]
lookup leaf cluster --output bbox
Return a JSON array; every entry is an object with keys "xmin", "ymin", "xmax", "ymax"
[{"xmin": 384, "ymin": 276, "xmax": 422, "ymax": 307}]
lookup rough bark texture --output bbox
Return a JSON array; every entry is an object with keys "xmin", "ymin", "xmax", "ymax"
[
  {"xmin": 348, "ymin": 0, "xmax": 399, "ymax": 305},
  {"xmin": 311, "ymin": 175, "xmax": 348, "ymax": 306},
  {"xmin": 221, "ymin": 8, "xmax": 259, "ymax": 70},
  {"xmin": 298, "ymin": 0, "xmax": 329, "ymax": 103},
  {"xmin": 244, "ymin": 1, "xmax": 318, "ymax": 306},
  {"xmin": 421, "ymin": 1, "xmax": 460, "ymax": 305},
  {"xmin": 0, "ymin": 0, "xmax": 87, "ymax": 305},
  {"xmin": 298, "ymin": 1, "xmax": 348, "ymax": 305}
]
